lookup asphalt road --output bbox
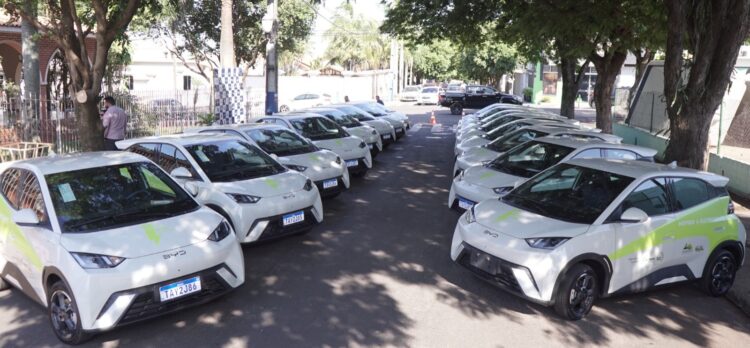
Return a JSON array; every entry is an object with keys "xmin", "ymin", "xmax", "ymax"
[{"xmin": 1, "ymin": 105, "xmax": 750, "ymax": 347}]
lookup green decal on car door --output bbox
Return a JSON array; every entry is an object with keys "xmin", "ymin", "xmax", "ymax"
[
  {"xmin": 0, "ymin": 201, "xmax": 43, "ymax": 271},
  {"xmin": 609, "ymin": 197, "xmax": 739, "ymax": 261}
]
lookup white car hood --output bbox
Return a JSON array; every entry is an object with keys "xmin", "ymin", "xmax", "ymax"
[
  {"xmin": 473, "ymin": 200, "xmax": 590, "ymax": 239},
  {"xmin": 363, "ymin": 119, "xmax": 393, "ymax": 134},
  {"xmin": 459, "ymin": 136, "xmax": 490, "ymax": 149},
  {"xmin": 60, "ymin": 208, "xmax": 223, "ymax": 259},
  {"xmin": 346, "ymin": 125, "xmax": 378, "ymax": 143},
  {"xmin": 212, "ymin": 170, "xmax": 307, "ymax": 197},
  {"xmin": 314, "ymin": 136, "xmax": 367, "ymax": 158},
  {"xmin": 461, "ymin": 147, "xmax": 502, "ymax": 165},
  {"xmin": 278, "ymin": 150, "xmax": 339, "ymax": 171},
  {"xmin": 462, "ymin": 165, "xmax": 521, "ymax": 189}
]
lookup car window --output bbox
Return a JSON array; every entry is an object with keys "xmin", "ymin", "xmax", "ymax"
[
  {"xmin": 128, "ymin": 143, "xmax": 160, "ymax": 163},
  {"xmin": 246, "ymin": 128, "xmax": 317, "ymax": 156},
  {"xmin": 309, "ymin": 94, "xmax": 319, "ymax": 99},
  {"xmin": 671, "ymin": 178, "xmax": 711, "ymax": 211},
  {"xmin": 487, "ymin": 129, "xmax": 547, "ymax": 153},
  {"xmin": 604, "ymin": 149, "xmax": 638, "ymax": 160},
  {"xmin": 185, "ymin": 140, "xmax": 286, "ymax": 182},
  {"xmin": 621, "ymin": 178, "xmax": 670, "ymax": 216},
  {"xmin": 18, "ymin": 171, "xmax": 49, "ymax": 223},
  {"xmin": 1, "ymin": 168, "xmax": 22, "ymax": 209},
  {"xmin": 290, "ymin": 117, "xmax": 348, "ymax": 140},
  {"xmin": 488, "ymin": 141, "xmax": 574, "ymax": 178},
  {"xmin": 573, "ymin": 149, "xmax": 602, "ymax": 159},
  {"xmin": 159, "ymin": 144, "xmax": 199, "ymax": 178},
  {"xmin": 293, "ymin": 95, "xmax": 306, "ymax": 101}
]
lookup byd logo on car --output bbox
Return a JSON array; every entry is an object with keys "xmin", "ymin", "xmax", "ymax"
[
  {"xmin": 163, "ymin": 250, "xmax": 186, "ymax": 260},
  {"xmin": 483, "ymin": 230, "xmax": 499, "ymax": 238}
]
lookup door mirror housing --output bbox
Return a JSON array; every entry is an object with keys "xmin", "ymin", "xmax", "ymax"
[
  {"xmin": 170, "ymin": 167, "xmax": 193, "ymax": 180},
  {"xmin": 620, "ymin": 207, "xmax": 649, "ymax": 223},
  {"xmin": 12, "ymin": 208, "xmax": 40, "ymax": 226},
  {"xmin": 183, "ymin": 181, "xmax": 199, "ymax": 197}
]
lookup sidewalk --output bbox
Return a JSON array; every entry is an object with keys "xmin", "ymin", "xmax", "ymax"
[{"xmin": 728, "ymin": 198, "xmax": 750, "ymax": 316}]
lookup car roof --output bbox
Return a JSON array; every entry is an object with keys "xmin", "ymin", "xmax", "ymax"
[
  {"xmin": 117, "ymin": 132, "xmax": 242, "ymax": 148},
  {"xmin": 566, "ymin": 158, "xmax": 729, "ymax": 186},
  {"xmin": 185, "ymin": 123, "xmax": 285, "ymax": 133},
  {"xmin": 267, "ymin": 113, "xmax": 327, "ymax": 120},
  {"xmin": 5, "ymin": 152, "xmax": 149, "ymax": 175},
  {"xmin": 533, "ymin": 136, "xmax": 657, "ymax": 157}
]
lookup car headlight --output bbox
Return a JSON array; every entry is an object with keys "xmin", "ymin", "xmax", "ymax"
[
  {"xmin": 335, "ymin": 156, "xmax": 342, "ymax": 164},
  {"xmin": 71, "ymin": 252, "xmax": 125, "ymax": 269},
  {"xmin": 207, "ymin": 221, "xmax": 232, "ymax": 242},
  {"xmin": 226, "ymin": 192, "xmax": 261, "ymax": 204},
  {"xmin": 525, "ymin": 237, "xmax": 570, "ymax": 250},
  {"xmin": 359, "ymin": 141, "xmax": 367, "ymax": 148},
  {"xmin": 285, "ymin": 164, "xmax": 308, "ymax": 172},
  {"xmin": 464, "ymin": 207, "xmax": 476, "ymax": 224},
  {"xmin": 303, "ymin": 179, "xmax": 313, "ymax": 191},
  {"xmin": 371, "ymin": 130, "xmax": 378, "ymax": 135},
  {"xmin": 492, "ymin": 186, "xmax": 513, "ymax": 195}
]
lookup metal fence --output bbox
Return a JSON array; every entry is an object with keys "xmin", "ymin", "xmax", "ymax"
[{"xmin": 0, "ymin": 88, "xmax": 267, "ymax": 157}]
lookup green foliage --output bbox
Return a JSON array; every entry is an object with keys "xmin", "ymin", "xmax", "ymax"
[
  {"xmin": 410, "ymin": 40, "xmax": 456, "ymax": 81},
  {"xmin": 523, "ymin": 88, "xmax": 532, "ymax": 99},
  {"xmin": 324, "ymin": 4, "xmax": 391, "ymax": 70},
  {"xmin": 197, "ymin": 113, "xmax": 217, "ymax": 126},
  {"xmin": 455, "ymin": 41, "xmax": 517, "ymax": 86}
]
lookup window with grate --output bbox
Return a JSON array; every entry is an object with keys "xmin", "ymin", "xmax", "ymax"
[
  {"xmin": 1, "ymin": 168, "xmax": 21, "ymax": 209},
  {"xmin": 18, "ymin": 172, "xmax": 48, "ymax": 223}
]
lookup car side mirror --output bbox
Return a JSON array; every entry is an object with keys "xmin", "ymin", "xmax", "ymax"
[
  {"xmin": 620, "ymin": 207, "xmax": 649, "ymax": 223},
  {"xmin": 170, "ymin": 167, "xmax": 194, "ymax": 180},
  {"xmin": 183, "ymin": 181, "xmax": 199, "ymax": 197},
  {"xmin": 13, "ymin": 208, "xmax": 40, "ymax": 226}
]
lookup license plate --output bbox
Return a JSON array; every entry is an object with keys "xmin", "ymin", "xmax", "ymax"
[
  {"xmin": 383, "ymin": 134, "xmax": 392, "ymax": 139},
  {"xmin": 283, "ymin": 210, "xmax": 305, "ymax": 226},
  {"xmin": 458, "ymin": 197, "xmax": 475, "ymax": 210},
  {"xmin": 470, "ymin": 251, "xmax": 495, "ymax": 273},
  {"xmin": 346, "ymin": 159, "xmax": 358, "ymax": 167},
  {"xmin": 159, "ymin": 276, "xmax": 201, "ymax": 302},
  {"xmin": 323, "ymin": 178, "xmax": 338, "ymax": 189}
]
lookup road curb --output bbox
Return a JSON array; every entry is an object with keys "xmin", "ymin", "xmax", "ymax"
[{"xmin": 728, "ymin": 285, "xmax": 750, "ymax": 317}]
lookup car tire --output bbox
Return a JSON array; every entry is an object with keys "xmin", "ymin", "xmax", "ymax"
[
  {"xmin": 450, "ymin": 103, "xmax": 463, "ymax": 115},
  {"xmin": 48, "ymin": 281, "xmax": 90, "ymax": 345},
  {"xmin": 0, "ymin": 276, "xmax": 9, "ymax": 291},
  {"xmin": 279, "ymin": 105, "xmax": 290, "ymax": 112},
  {"xmin": 701, "ymin": 249, "xmax": 737, "ymax": 297},
  {"xmin": 553, "ymin": 263, "xmax": 598, "ymax": 320}
]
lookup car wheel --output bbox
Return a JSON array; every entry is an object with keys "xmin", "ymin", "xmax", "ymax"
[
  {"xmin": 450, "ymin": 103, "xmax": 463, "ymax": 115},
  {"xmin": 0, "ymin": 276, "xmax": 9, "ymax": 291},
  {"xmin": 48, "ymin": 281, "xmax": 90, "ymax": 345},
  {"xmin": 702, "ymin": 249, "xmax": 737, "ymax": 296},
  {"xmin": 279, "ymin": 105, "xmax": 290, "ymax": 112},
  {"xmin": 554, "ymin": 263, "xmax": 598, "ymax": 320}
]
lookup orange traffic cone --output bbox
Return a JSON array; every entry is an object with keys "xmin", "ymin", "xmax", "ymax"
[{"xmin": 430, "ymin": 111, "xmax": 437, "ymax": 125}]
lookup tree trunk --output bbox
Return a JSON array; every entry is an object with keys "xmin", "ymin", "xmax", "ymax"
[
  {"xmin": 76, "ymin": 100, "xmax": 104, "ymax": 151},
  {"xmin": 220, "ymin": 0, "xmax": 236, "ymax": 67},
  {"xmin": 627, "ymin": 49, "xmax": 654, "ymax": 108},
  {"xmin": 663, "ymin": 103, "xmax": 714, "ymax": 168},
  {"xmin": 558, "ymin": 58, "xmax": 577, "ymax": 119},
  {"xmin": 21, "ymin": 1, "xmax": 39, "ymax": 141},
  {"xmin": 591, "ymin": 50, "xmax": 627, "ymax": 134}
]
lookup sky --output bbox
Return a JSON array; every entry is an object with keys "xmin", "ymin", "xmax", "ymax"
[{"xmin": 306, "ymin": 0, "xmax": 388, "ymax": 59}]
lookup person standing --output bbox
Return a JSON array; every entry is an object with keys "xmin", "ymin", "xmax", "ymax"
[
  {"xmin": 101, "ymin": 96, "xmax": 127, "ymax": 151},
  {"xmin": 375, "ymin": 95, "xmax": 384, "ymax": 105},
  {"xmin": 344, "ymin": 95, "xmax": 350, "ymax": 103}
]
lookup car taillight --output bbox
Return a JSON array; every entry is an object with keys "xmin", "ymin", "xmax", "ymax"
[{"xmin": 728, "ymin": 201, "xmax": 735, "ymax": 214}]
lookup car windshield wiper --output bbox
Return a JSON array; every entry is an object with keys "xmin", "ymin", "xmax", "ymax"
[{"xmin": 65, "ymin": 215, "xmax": 118, "ymax": 231}]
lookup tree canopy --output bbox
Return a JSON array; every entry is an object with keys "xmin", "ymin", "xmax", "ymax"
[{"xmin": 324, "ymin": 4, "xmax": 391, "ymax": 71}]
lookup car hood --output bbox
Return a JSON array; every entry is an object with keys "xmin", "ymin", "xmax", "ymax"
[
  {"xmin": 458, "ymin": 136, "xmax": 490, "ymax": 149},
  {"xmin": 462, "ymin": 165, "xmax": 521, "ymax": 189},
  {"xmin": 314, "ymin": 136, "xmax": 366, "ymax": 156},
  {"xmin": 212, "ymin": 170, "xmax": 307, "ymax": 197},
  {"xmin": 363, "ymin": 119, "xmax": 393, "ymax": 133},
  {"xmin": 473, "ymin": 200, "xmax": 590, "ymax": 239},
  {"xmin": 278, "ymin": 149, "xmax": 340, "ymax": 171},
  {"xmin": 60, "ymin": 208, "xmax": 223, "ymax": 259},
  {"xmin": 377, "ymin": 116, "xmax": 403, "ymax": 128},
  {"xmin": 461, "ymin": 147, "xmax": 501, "ymax": 164},
  {"xmin": 346, "ymin": 125, "xmax": 378, "ymax": 142},
  {"xmin": 458, "ymin": 129, "xmax": 486, "ymax": 142}
]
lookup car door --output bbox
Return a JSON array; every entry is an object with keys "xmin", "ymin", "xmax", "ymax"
[
  {"xmin": 480, "ymin": 87, "xmax": 496, "ymax": 107},
  {"xmin": 608, "ymin": 178, "xmax": 675, "ymax": 294},
  {"xmin": 3, "ymin": 169, "xmax": 57, "ymax": 303},
  {"xmin": 665, "ymin": 177, "xmax": 718, "ymax": 272}
]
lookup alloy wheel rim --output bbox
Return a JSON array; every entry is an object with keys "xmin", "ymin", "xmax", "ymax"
[
  {"xmin": 569, "ymin": 272, "xmax": 595, "ymax": 316},
  {"xmin": 711, "ymin": 255, "xmax": 735, "ymax": 293},
  {"xmin": 50, "ymin": 290, "xmax": 77, "ymax": 340}
]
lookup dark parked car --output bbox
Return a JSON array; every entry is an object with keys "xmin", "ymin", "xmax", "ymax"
[{"xmin": 440, "ymin": 85, "xmax": 523, "ymax": 115}]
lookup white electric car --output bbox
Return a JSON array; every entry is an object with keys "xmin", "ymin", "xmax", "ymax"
[
  {"xmin": 448, "ymin": 137, "xmax": 657, "ymax": 210},
  {"xmin": 352, "ymin": 102, "xmax": 411, "ymax": 136},
  {"xmin": 327, "ymin": 104, "xmax": 398, "ymax": 145},
  {"xmin": 0, "ymin": 152, "xmax": 244, "ymax": 344},
  {"xmin": 451, "ymin": 158, "xmax": 746, "ymax": 320},
  {"xmin": 457, "ymin": 103, "xmax": 527, "ymax": 127},
  {"xmin": 186, "ymin": 124, "xmax": 351, "ymax": 198},
  {"xmin": 454, "ymin": 119, "xmax": 583, "ymax": 156},
  {"xmin": 117, "ymin": 134, "xmax": 324, "ymax": 243},
  {"xmin": 256, "ymin": 114, "xmax": 373, "ymax": 177},
  {"xmin": 303, "ymin": 107, "xmax": 384, "ymax": 155},
  {"xmin": 453, "ymin": 126, "xmax": 622, "ymax": 176},
  {"xmin": 457, "ymin": 113, "xmax": 575, "ymax": 142},
  {"xmin": 457, "ymin": 108, "xmax": 553, "ymax": 133}
]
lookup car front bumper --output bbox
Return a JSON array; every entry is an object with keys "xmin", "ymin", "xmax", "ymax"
[
  {"xmin": 448, "ymin": 179, "xmax": 498, "ymax": 211},
  {"xmin": 235, "ymin": 189, "xmax": 324, "ymax": 243}
]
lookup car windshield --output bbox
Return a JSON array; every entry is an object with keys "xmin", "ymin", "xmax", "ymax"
[
  {"xmin": 245, "ymin": 128, "xmax": 318, "ymax": 156},
  {"xmin": 325, "ymin": 114, "xmax": 363, "ymax": 128},
  {"xmin": 46, "ymin": 162, "xmax": 198, "ymax": 233},
  {"xmin": 483, "ymin": 122, "xmax": 532, "ymax": 140},
  {"xmin": 487, "ymin": 129, "xmax": 549, "ymax": 153},
  {"xmin": 422, "ymin": 87, "xmax": 438, "ymax": 93},
  {"xmin": 480, "ymin": 115, "xmax": 521, "ymax": 132},
  {"xmin": 185, "ymin": 140, "xmax": 286, "ymax": 182},
  {"xmin": 487, "ymin": 141, "xmax": 574, "ymax": 178},
  {"xmin": 290, "ymin": 117, "xmax": 349, "ymax": 140},
  {"xmin": 404, "ymin": 86, "xmax": 419, "ymax": 92},
  {"xmin": 333, "ymin": 106, "xmax": 376, "ymax": 121},
  {"xmin": 503, "ymin": 164, "xmax": 634, "ymax": 224},
  {"xmin": 353, "ymin": 103, "xmax": 388, "ymax": 116}
]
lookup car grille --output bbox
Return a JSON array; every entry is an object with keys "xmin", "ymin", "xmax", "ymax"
[
  {"xmin": 457, "ymin": 243, "xmax": 522, "ymax": 293},
  {"xmin": 254, "ymin": 207, "xmax": 317, "ymax": 242},
  {"xmin": 114, "ymin": 265, "xmax": 232, "ymax": 327},
  {"xmin": 314, "ymin": 177, "xmax": 346, "ymax": 197},
  {"xmin": 346, "ymin": 158, "xmax": 367, "ymax": 174}
]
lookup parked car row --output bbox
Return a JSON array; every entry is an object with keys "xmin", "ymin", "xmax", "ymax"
[
  {"xmin": 0, "ymin": 101, "xmax": 410, "ymax": 344},
  {"xmin": 446, "ymin": 103, "xmax": 747, "ymax": 320}
]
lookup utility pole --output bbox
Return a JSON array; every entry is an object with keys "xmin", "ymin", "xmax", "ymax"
[
  {"xmin": 220, "ymin": 0, "xmax": 236, "ymax": 68},
  {"xmin": 263, "ymin": 0, "xmax": 279, "ymax": 115}
]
